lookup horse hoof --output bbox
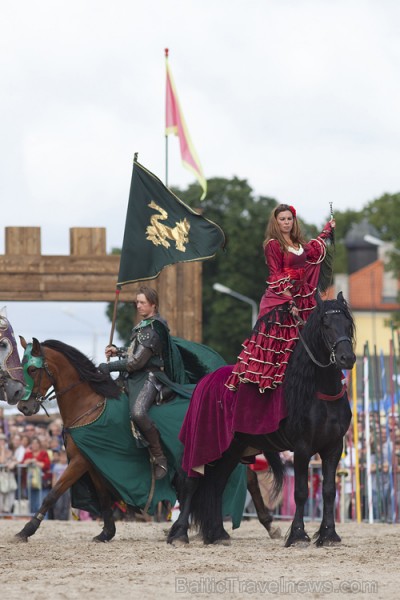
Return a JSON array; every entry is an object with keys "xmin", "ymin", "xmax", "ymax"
[
  {"xmin": 14, "ymin": 533, "xmax": 28, "ymax": 543},
  {"xmin": 92, "ymin": 534, "xmax": 112, "ymax": 543},
  {"xmin": 213, "ymin": 537, "xmax": 231, "ymax": 546},
  {"xmin": 288, "ymin": 540, "xmax": 310, "ymax": 548},
  {"xmin": 169, "ymin": 536, "xmax": 189, "ymax": 546},
  {"xmin": 323, "ymin": 539, "xmax": 341, "ymax": 547},
  {"xmin": 269, "ymin": 526, "xmax": 281, "ymax": 539},
  {"xmin": 316, "ymin": 537, "xmax": 341, "ymax": 547},
  {"xmin": 314, "ymin": 529, "xmax": 341, "ymax": 547}
]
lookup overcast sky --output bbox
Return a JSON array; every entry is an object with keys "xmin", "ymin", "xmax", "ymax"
[{"xmin": 1, "ymin": 0, "xmax": 400, "ymax": 394}]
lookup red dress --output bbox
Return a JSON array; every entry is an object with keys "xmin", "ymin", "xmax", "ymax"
[{"xmin": 225, "ymin": 223, "xmax": 333, "ymax": 393}]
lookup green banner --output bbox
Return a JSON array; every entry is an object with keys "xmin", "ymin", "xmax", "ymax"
[{"xmin": 117, "ymin": 160, "xmax": 225, "ymax": 286}]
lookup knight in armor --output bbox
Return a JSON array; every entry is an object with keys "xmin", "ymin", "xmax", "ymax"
[{"xmin": 98, "ymin": 286, "xmax": 174, "ymax": 480}]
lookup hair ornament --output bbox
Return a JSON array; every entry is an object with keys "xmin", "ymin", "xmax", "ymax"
[{"xmin": 289, "ymin": 205, "xmax": 296, "ymax": 218}]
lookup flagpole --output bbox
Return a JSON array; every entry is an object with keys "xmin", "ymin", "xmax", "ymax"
[
  {"xmin": 165, "ymin": 135, "xmax": 169, "ymax": 187},
  {"xmin": 107, "ymin": 286, "xmax": 121, "ymax": 359},
  {"xmin": 108, "ymin": 152, "xmax": 138, "ymax": 353},
  {"xmin": 351, "ymin": 365, "xmax": 362, "ymax": 522},
  {"xmin": 165, "ymin": 48, "xmax": 169, "ymax": 187}
]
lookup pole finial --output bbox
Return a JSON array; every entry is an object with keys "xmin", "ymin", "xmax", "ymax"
[
  {"xmin": 134, "ymin": 152, "xmax": 138, "ymax": 163},
  {"xmin": 165, "ymin": 48, "xmax": 169, "ymax": 58}
]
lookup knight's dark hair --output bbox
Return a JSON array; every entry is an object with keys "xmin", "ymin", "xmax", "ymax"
[{"xmin": 137, "ymin": 286, "xmax": 159, "ymax": 310}]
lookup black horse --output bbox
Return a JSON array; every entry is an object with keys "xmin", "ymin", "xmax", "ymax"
[{"xmin": 168, "ymin": 292, "xmax": 356, "ymax": 547}]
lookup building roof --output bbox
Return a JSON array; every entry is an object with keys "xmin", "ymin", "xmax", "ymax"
[
  {"xmin": 348, "ymin": 259, "xmax": 400, "ymax": 311},
  {"xmin": 344, "ymin": 218, "xmax": 380, "ymax": 249}
]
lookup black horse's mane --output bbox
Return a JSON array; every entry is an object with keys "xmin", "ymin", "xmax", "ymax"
[
  {"xmin": 42, "ymin": 339, "xmax": 121, "ymax": 399},
  {"xmin": 283, "ymin": 296, "xmax": 355, "ymax": 436}
]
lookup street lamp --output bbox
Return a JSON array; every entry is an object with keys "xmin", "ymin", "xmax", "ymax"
[{"xmin": 213, "ymin": 283, "xmax": 258, "ymax": 326}]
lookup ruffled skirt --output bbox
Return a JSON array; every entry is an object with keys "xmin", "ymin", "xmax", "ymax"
[{"xmin": 226, "ymin": 284, "xmax": 320, "ymax": 393}]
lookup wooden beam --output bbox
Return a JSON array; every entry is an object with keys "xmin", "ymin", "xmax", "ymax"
[{"xmin": 0, "ymin": 227, "xmax": 203, "ymax": 341}]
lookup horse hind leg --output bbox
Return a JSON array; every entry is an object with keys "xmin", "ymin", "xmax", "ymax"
[
  {"xmin": 246, "ymin": 467, "xmax": 281, "ymax": 540},
  {"xmin": 192, "ymin": 440, "xmax": 245, "ymax": 545},
  {"xmin": 88, "ymin": 468, "xmax": 116, "ymax": 543}
]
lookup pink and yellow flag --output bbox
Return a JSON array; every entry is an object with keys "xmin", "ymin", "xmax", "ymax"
[{"xmin": 165, "ymin": 49, "xmax": 207, "ymax": 200}]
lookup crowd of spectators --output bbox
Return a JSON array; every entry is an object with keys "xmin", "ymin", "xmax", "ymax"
[{"xmin": 0, "ymin": 407, "xmax": 71, "ymax": 519}]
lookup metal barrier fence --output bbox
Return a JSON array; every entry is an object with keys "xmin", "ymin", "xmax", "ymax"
[
  {"xmin": 1, "ymin": 460, "xmax": 400, "ymax": 522},
  {"xmin": 0, "ymin": 463, "xmax": 46, "ymax": 518}
]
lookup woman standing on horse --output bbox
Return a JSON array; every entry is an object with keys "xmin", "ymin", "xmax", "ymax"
[{"xmin": 225, "ymin": 204, "xmax": 335, "ymax": 393}]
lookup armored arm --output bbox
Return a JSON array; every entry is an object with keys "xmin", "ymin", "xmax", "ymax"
[
  {"xmin": 125, "ymin": 326, "xmax": 162, "ymax": 372},
  {"xmin": 99, "ymin": 345, "xmax": 153, "ymax": 374},
  {"xmin": 99, "ymin": 324, "xmax": 162, "ymax": 374}
]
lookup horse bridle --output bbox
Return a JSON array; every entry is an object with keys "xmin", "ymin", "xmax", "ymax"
[
  {"xmin": 22, "ymin": 343, "xmax": 85, "ymax": 415},
  {"xmin": 0, "ymin": 339, "xmax": 25, "ymax": 401},
  {"xmin": 296, "ymin": 308, "xmax": 352, "ymax": 369}
]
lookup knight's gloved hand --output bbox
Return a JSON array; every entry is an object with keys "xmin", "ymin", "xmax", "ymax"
[{"xmin": 98, "ymin": 359, "xmax": 129, "ymax": 374}]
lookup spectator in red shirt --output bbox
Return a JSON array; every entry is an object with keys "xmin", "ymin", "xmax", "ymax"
[{"xmin": 23, "ymin": 437, "xmax": 51, "ymax": 514}]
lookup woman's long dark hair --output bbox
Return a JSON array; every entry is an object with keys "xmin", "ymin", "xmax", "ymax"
[{"xmin": 264, "ymin": 203, "xmax": 306, "ymax": 251}]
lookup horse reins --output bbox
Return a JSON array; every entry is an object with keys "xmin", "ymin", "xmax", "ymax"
[{"xmin": 294, "ymin": 309, "xmax": 352, "ymax": 369}]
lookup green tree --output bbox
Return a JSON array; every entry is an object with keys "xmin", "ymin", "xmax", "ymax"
[
  {"xmin": 173, "ymin": 177, "xmax": 277, "ymax": 362},
  {"xmin": 329, "ymin": 208, "xmax": 365, "ymax": 274}
]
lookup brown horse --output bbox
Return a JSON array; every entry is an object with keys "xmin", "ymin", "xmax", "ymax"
[
  {"xmin": 15, "ymin": 336, "xmax": 280, "ymax": 542},
  {"xmin": 16, "ymin": 337, "xmax": 123, "ymax": 542}
]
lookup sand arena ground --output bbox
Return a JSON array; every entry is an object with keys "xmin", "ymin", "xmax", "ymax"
[{"xmin": 0, "ymin": 518, "xmax": 399, "ymax": 599}]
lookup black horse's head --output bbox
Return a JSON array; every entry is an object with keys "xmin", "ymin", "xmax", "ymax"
[
  {"xmin": 284, "ymin": 292, "xmax": 356, "ymax": 438},
  {"xmin": 314, "ymin": 291, "xmax": 356, "ymax": 370}
]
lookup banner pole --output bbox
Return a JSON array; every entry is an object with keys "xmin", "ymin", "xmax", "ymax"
[
  {"xmin": 165, "ymin": 135, "xmax": 169, "ymax": 187},
  {"xmin": 107, "ymin": 287, "xmax": 122, "ymax": 359},
  {"xmin": 165, "ymin": 48, "xmax": 169, "ymax": 187},
  {"xmin": 351, "ymin": 364, "xmax": 361, "ymax": 522}
]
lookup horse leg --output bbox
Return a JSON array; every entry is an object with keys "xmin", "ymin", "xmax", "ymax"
[
  {"xmin": 15, "ymin": 455, "xmax": 89, "ymax": 542},
  {"xmin": 285, "ymin": 451, "xmax": 311, "ymax": 547},
  {"xmin": 246, "ymin": 467, "xmax": 281, "ymax": 539},
  {"xmin": 88, "ymin": 467, "xmax": 116, "ymax": 543},
  {"xmin": 167, "ymin": 472, "xmax": 199, "ymax": 545},
  {"xmin": 314, "ymin": 444, "xmax": 343, "ymax": 546}
]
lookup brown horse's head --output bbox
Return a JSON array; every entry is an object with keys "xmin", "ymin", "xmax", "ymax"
[{"xmin": 17, "ymin": 337, "xmax": 48, "ymax": 416}]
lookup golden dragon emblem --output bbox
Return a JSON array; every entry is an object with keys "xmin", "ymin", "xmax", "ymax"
[{"xmin": 146, "ymin": 200, "xmax": 190, "ymax": 252}]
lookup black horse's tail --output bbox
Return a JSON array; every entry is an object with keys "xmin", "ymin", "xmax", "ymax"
[
  {"xmin": 190, "ymin": 472, "xmax": 223, "ymax": 543},
  {"xmin": 190, "ymin": 452, "xmax": 285, "ymax": 544},
  {"xmin": 263, "ymin": 451, "xmax": 285, "ymax": 502},
  {"xmin": 189, "ymin": 441, "xmax": 245, "ymax": 544}
]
